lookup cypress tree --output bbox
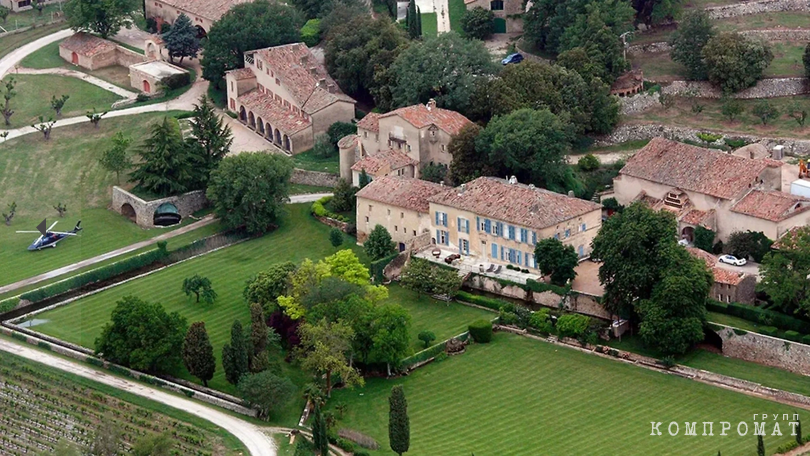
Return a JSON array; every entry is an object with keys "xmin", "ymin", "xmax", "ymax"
[
  {"xmin": 798, "ymin": 419, "xmax": 803, "ymax": 445},
  {"xmin": 407, "ymin": 0, "xmax": 419, "ymax": 39},
  {"xmin": 222, "ymin": 320, "xmax": 249, "ymax": 385},
  {"xmin": 389, "ymin": 385, "xmax": 410, "ymax": 456},
  {"xmin": 757, "ymin": 434, "xmax": 765, "ymax": 456},
  {"xmin": 182, "ymin": 322, "xmax": 216, "ymax": 387},
  {"xmin": 312, "ymin": 402, "xmax": 329, "ymax": 455},
  {"xmin": 416, "ymin": 6, "xmax": 422, "ymax": 38}
]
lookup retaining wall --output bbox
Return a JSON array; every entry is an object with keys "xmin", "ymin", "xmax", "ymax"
[
  {"xmin": 291, "ymin": 169, "xmax": 339, "ymax": 188},
  {"xmin": 706, "ymin": 0, "xmax": 810, "ymax": 19},
  {"xmin": 661, "ymin": 77, "xmax": 810, "ymax": 99},
  {"xmin": 715, "ymin": 324, "xmax": 810, "ymax": 376}
]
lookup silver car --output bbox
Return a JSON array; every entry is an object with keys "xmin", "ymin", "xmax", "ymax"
[{"xmin": 718, "ymin": 254, "xmax": 747, "ymax": 266}]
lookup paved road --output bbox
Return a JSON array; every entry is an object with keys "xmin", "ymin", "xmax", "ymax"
[
  {"xmin": 0, "ymin": 337, "xmax": 277, "ymax": 456},
  {"xmin": 0, "ymin": 215, "xmax": 218, "ymax": 296},
  {"xmin": 0, "ymin": 27, "xmax": 72, "ymax": 78}
]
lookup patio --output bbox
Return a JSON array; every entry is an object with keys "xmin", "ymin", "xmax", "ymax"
[{"xmin": 413, "ymin": 246, "xmax": 543, "ymax": 285}]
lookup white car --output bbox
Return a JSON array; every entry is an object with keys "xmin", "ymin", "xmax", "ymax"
[{"xmin": 718, "ymin": 254, "xmax": 747, "ymax": 266}]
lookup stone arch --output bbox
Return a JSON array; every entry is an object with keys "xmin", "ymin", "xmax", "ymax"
[
  {"xmin": 239, "ymin": 106, "xmax": 247, "ymax": 122},
  {"xmin": 121, "ymin": 203, "xmax": 136, "ymax": 222},
  {"xmin": 256, "ymin": 117, "xmax": 265, "ymax": 135},
  {"xmin": 265, "ymin": 122, "xmax": 273, "ymax": 139},
  {"xmin": 703, "ymin": 327, "xmax": 723, "ymax": 352},
  {"xmin": 274, "ymin": 129, "xmax": 282, "ymax": 145},
  {"xmin": 681, "ymin": 226, "xmax": 695, "ymax": 243},
  {"xmin": 195, "ymin": 25, "xmax": 207, "ymax": 39},
  {"xmin": 145, "ymin": 42, "xmax": 159, "ymax": 60},
  {"xmin": 143, "ymin": 80, "xmax": 151, "ymax": 93},
  {"xmin": 248, "ymin": 111, "xmax": 256, "ymax": 129},
  {"xmin": 283, "ymin": 134, "xmax": 291, "ymax": 152}
]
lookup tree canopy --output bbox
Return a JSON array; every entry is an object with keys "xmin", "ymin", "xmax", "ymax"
[
  {"xmin": 296, "ymin": 318, "xmax": 363, "ymax": 396},
  {"xmin": 461, "ymin": 6, "xmax": 494, "ymax": 40},
  {"xmin": 237, "ymin": 371, "xmax": 296, "ymax": 419},
  {"xmin": 95, "ymin": 296, "xmax": 187, "ymax": 373},
  {"xmin": 244, "ymin": 261, "xmax": 298, "ymax": 311},
  {"xmin": 201, "ymin": 0, "xmax": 302, "ymax": 82},
  {"xmin": 130, "ymin": 117, "xmax": 196, "ymax": 197},
  {"xmin": 182, "ymin": 322, "xmax": 216, "ymax": 386},
  {"xmin": 669, "ymin": 10, "xmax": 715, "ymax": 80},
  {"xmin": 632, "ymin": 0, "xmax": 683, "ymax": 26},
  {"xmin": 702, "ymin": 32, "xmax": 773, "ymax": 93},
  {"xmin": 448, "ymin": 123, "xmax": 490, "ymax": 185},
  {"xmin": 66, "ymin": 0, "xmax": 135, "ymax": 38},
  {"xmin": 188, "ymin": 95, "xmax": 233, "ymax": 188},
  {"xmin": 534, "ymin": 238, "xmax": 579, "ymax": 286},
  {"xmin": 206, "ymin": 152, "xmax": 293, "ymax": 233},
  {"xmin": 222, "ymin": 319, "xmax": 250, "ymax": 385},
  {"xmin": 365, "ymin": 224, "xmax": 396, "ymax": 261},
  {"xmin": 758, "ymin": 227, "xmax": 810, "ymax": 316},
  {"xmin": 162, "ymin": 13, "xmax": 200, "ymax": 63},
  {"xmin": 389, "ymin": 385, "xmax": 410, "ymax": 456}
]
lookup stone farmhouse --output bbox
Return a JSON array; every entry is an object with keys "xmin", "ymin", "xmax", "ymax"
[
  {"xmin": 339, "ymin": 100, "xmax": 472, "ymax": 183},
  {"xmin": 687, "ymin": 247, "xmax": 757, "ymax": 304},
  {"xmin": 356, "ymin": 176, "xmax": 602, "ymax": 269},
  {"xmin": 225, "ymin": 43, "xmax": 356, "ymax": 154},
  {"xmin": 613, "ymin": 137, "xmax": 810, "ymax": 242},
  {"xmin": 146, "ymin": 0, "xmax": 250, "ymax": 35},
  {"xmin": 464, "ymin": 0, "xmax": 525, "ymax": 33}
]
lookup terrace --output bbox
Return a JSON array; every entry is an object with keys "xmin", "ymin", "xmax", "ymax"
[{"xmin": 413, "ymin": 246, "xmax": 542, "ymax": 285}]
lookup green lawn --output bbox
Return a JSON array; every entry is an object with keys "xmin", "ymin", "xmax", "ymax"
[
  {"xmin": 421, "ymin": 12, "xmax": 438, "ymax": 38},
  {"xmin": 289, "ymin": 183, "xmax": 333, "ymax": 194},
  {"xmin": 329, "ymin": 332, "xmax": 805, "ymax": 455},
  {"xmin": 447, "ymin": 0, "xmax": 466, "ymax": 32},
  {"xmin": 19, "ymin": 40, "xmax": 65, "ymax": 69},
  {"xmin": 0, "ymin": 112, "xmax": 200, "ymax": 288},
  {"xmin": 291, "ymin": 148, "xmax": 339, "ymax": 174},
  {"xmin": 4, "ymin": 4, "xmax": 64, "ymax": 30},
  {"xmin": 0, "ymin": 23, "xmax": 67, "ymax": 60},
  {"xmin": 631, "ymin": 12, "xmax": 810, "ymax": 45},
  {"xmin": 1, "ymin": 74, "xmax": 122, "ymax": 128},
  {"xmin": 764, "ymin": 42, "xmax": 806, "ymax": 78}
]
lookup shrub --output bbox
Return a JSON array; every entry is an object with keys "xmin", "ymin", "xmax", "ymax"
[
  {"xmin": 556, "ymin": 314, "xmax": 590, "ymax": 339},
  {"xmin": 784, "ymin": 330, "xmax": 802, "ymax": 342},
  {"xmin": 802, "ymin": 334, "xmax": 810, "ymax": 345},
  {"xmin": 468, "ymin": 319, "xmax": 493, "ymax": 343},
  {"xmin": 732, "ymin": 328, "xmax": 747, "ymax": 336},
  {"xmin": 0, "ymin": 297, "xmax": 18, "ymax": 314},
  {"xmin": 136, "ymin": 93, "xmax": 150, "ymax": 102},
  {"xmin": 455, "ymin": 290, "xmax": 502, "ymax": 311},
  {"xmin": 399, "ymin": 341, "xmax": 448, "ymax": 369},
  {"xmin": 577, "ymin": 154, "xmax": 600, "ymax": 171},
  {"xmin": 657, "ymin": 355, "xmax": 676, "ymax": 369},
  {"xmin": 310, "ymin": 196, "xmax": 348, "ymax": 222},
  {"xmin": 335, "ymin": 438, "xmax": 354, "ymax": 452},
  {"xmin": 498, "ymin": 310, "xmax": 518, "ymax": 326},
  {"xmin": 759, "ymin": 326, "xmax": 778, "ymax": 336},
  {"xmin": 433, "ymin": 352, "xmax": 448, "ymax": 363},
  {"xmin": 11, "ymin": 332, "xmax": 27, "ymax": 342},
  {"xmin": 418, "ymin": 330, "xmax": 436, "ymax": 348},
  {"xmin": 529, "ymin": 309, "xmax": 553, "ymax": 334},
  {"xmin": 163, "ymin": 73, "xmax": 191, "ymax": 90},
  {"xmin": 775, "ymin": 440, "xmax": 799, "ymax": 454},
  {"xmin": 86, "ymin": 357, "xmax": 104, "ymax": 367},
  {"xmin": 338, "ymin": 429, "xmax": 379, "ymax": 450},
  {"xmin": 301, "ymin": 19, "xmax": 321, "ymax": 47},
  {"xmin": 724, "ymin": 138, "xmax": 747, "ymax": 149},
  {"xmin": 523, "ymin": 278, "xmax": 568, "ymax": 296},
  {"xmin": 37, "ymin": 341, "xmax": 51, "ymax": 350},
  {"xmin": 370, "ymin": 253, "xmax": 398, "ymax": 283}
]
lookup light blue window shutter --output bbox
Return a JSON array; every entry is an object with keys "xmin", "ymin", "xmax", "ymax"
[
  {"xmin": 435, "ymin": 212, "xmax": 439, "ymax": 225},
  {"xmin": 500, "ymin": 246, "xmax": 504, "ymax": 260},
  {"xmin": 492, "ymin": 243, "xmax": 498, "ymax": 258},
  {"xmin": 582, "ymin": 223, "xmax": 587, "ymax": 232},
  {"xmin": 485, "ymin": 219, "xmax": 491, "ymax": 233},
  {"xmin": 517, "ymin": 250, "xmax": 522, "ymax": 265},
  {"xmin": 436, "ymin": 230, "xmax": 440, "ymax": 243},
  {"xmin": 476, "ymin": 217, "xmax": 480, "ymax": 231},
  {"xmin": 445, "ymin": 231, "xmax": 450, "ymax": 245},
  {"xmin": 532, "ymin": 231, "xmax": 537, "ymax": 245},
  {"xmin": 457, "ymin": 217, "xmax": 461, "ymax": 231},
  {"xmin": 443, "ymin": 212, "xmax": 448, "ymax": 226}
]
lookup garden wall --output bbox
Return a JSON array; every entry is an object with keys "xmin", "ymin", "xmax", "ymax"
[
  {"xmin": 627, "ymin": 29, "xmax": 810, "ymax": 56},
  {"xmin": 111, "ymin": 186, "xmax": 208, "ymax": 228},
  {"xmin": 714, "ymin": 324, "xmax": 810, "ymax": 376},
  {"xmin": 706, "ymin": 0, "xmax": 810, "ymax": 19},
  {"xmin": 620, "ymin": 92, "xmax": 660, "ymax": 115},
  {"xmin": 661, "ymin": 78, "xmax": 810, "ymax": 99},
  {"xmin": 291, "ymin": 169, "xmax": 339, "ymax": 188},
  {"xmin": 594, "ymin": 123, "xmax": 810, "ymax": 155}
]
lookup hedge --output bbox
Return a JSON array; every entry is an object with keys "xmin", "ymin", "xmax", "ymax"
[
  {"xmin": 784, "ymin": 330, "xmax": 802, "ymax": 342},
  {"xmin": 524, "ymin": 278, "xmax": 569, "ymax": 296},
  {"xmin": 19, "ymin": 248, "xmax": 168, "ymax": 304},
  {"xmin": 370, "ymin": 253, "xmax": 398, "ymax": 283},
  {"xmin": 556, "ymin": 314, "xmax": 590, "ymax": 338},
  {"xmin": 399, "ymin": 340, "xmax": 449, "ymax": 369},
  {"xmin": 311, "ymin": 196, "xmax": 349, "ymax": 222},
  {"xmin": 469, "ymin": 319, "xmax": 493, "ymax": 343},
  {"xmin": 0, "ymin": 297, "xmax": 18, "ymax": 314},
  {"xmin": 162, "ymin": 72, "xmax": 191, "ymax": 90},
  {"xmin": 455, "ymin": 290, "xmax": 509, "ymax": 312},
  {"xmin": 301, "ymin": 19, "xmax": 321, "ymax": 47},
  {"xmin": 803, "ymin": 335, "xmax": 810, "ymax": 345},
  {"xmin": 707, "ymin": 300, "xmax": 810, "ymax": 334},
  {"xmin": 759, "ymin": 326, "xmax": 778, "ymax": 337}
]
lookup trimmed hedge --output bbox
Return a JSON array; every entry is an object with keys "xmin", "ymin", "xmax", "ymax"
[
  {"xmin": 370, "ymin": 253, "xmax": 398, "ymax": 283},
  {"xmin": 0, "ymin": 297, "xmax": 18, "ymax": 314},
  {"xmin": 708, "ymin": 300, "xmax": 810, "ymax": 334},
  {"xmin": 803, "ymin": 335, "xmax": 810, "ymax": 345},
  {"xmin": 311, "ymin": 196, "xmax": 349, "ymax": 222},
  {"xmin": 468, "ymin": 319, "xmax": 493, "ymax": 343},
  {"xmin": 759, "ymin": 326, "xmax": 778, "ymax": 337},
  {"xmin": 524, "ymin": 278, "xmax": 569, "ymax": 296},
  {"xmin": 455, "ymin": 290, "xmax": 508, "ymax": 312},
  {"xmin": 399, "ymin": 340, "xmax": 448, "ymax": 368},
  {"xmin": 19, "ymin": 248, "xmax": 168, "ymax": 303},
  {"xmin": 784, "ymin": 330, "xmax": 802, "ymax": 342}
]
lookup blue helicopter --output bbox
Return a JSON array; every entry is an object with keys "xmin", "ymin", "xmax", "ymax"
[{"xmin": 17, "ymin": 220, "xmax": 81, "ymax": 251}]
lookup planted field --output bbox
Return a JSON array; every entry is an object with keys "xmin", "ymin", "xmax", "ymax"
[
  {"xmin": 1, "ymin": 74, "xmax": 122, "ymax": 128},
  {"xmin": 0, "ymin": 349, "xmax": 245, "ymax": 455},
  {"xmin": 329, "ymin": 333, "xmax": 805, "ymax": 455},
  {"xmin": 0, "ymin": 112, "xmax": 201, "ymax": 288}
]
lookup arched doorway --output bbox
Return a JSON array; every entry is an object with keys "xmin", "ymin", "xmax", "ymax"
[
  {"xmin": 71, "ymin": 52, "xmax": 78, "ymax": 64},
  {"xmin": 265, "ymin": 123, "xmax": 273, "ymax": 139},
  {"xmin": 283, "ymin": 134, "xmax": 291, "ymax": 152},
  {"xmin": 274, "ymin": 129, "xmax": 282, "ymax": 145},
  {"xmin": 239, "ymin": 106, "xmax": 247, "ymax": 122},
  {"xmin": 121, "ymin": 203, "xmax": 136, "ymax": 222},
  {"xmin": 195, "ymin": 25, "xmax": 207, "ymax": 39},
  {"xmin": 146, "ymin": 42, "xmax": 158, "ymax": 60},
  {"xmin": 257, "ymin": 117, "xmax": 265, "ymax": 135},
  {"xmin": 493, "ymin": 17, "xmax": 506, "ymax": 33},
  {"xmin": 703, "ymin": 327, "xmax": 723, "ymax": 352},
  {"xmin": 248, "ymin": 111, "xmax": 256, "ymax": 129},
  {"xmin": 142, "ymin": 80, "xmax": 151, "ymax": 93},
  {"xmin": 681, "ymin": 226, "xmax": 695, "ymax": 243}
]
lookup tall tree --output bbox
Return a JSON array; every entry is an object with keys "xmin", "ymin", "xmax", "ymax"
[
  {"xmin": 0, "ymin": 6, "xmax": 9, "ymax": 24},
  {"xmin": 331, "ymin": 178, "xmax": 356, "ymax": 212},
  {"xmin": 87, "ymin": 420, "xmax": 121, "ymax": 456},
  {"xmin": 1, "ymin": 76, "xmax": 15, "ymax": 126},
  {"xmin": 130, "ymin": 116, "xmax": 195, "ymax": 197},
  {"xmin": 94, "ymin": 296, "xmax": 188, "ymax": 374},
  {"xmin": 201, "ymin": 0, "xmax": 301, "ymax": 83},
  {"xmin": 99, "ymin": 132, "xmax": 132, "ymax": 185},
  {"xmin": 461, "ymin": 6, "xmax": 494, "ymax": 40},
  {"xmin": 365, "ymin": 224, "xmax": 396, "ymax": 261},
  {"xmin": 312, "ymin": 401, "xmax": 329, "ymax": 455},
  {"xmin": 162, "ymin": 13, "xmax": 199, "ymax": 63},
  {"xmin": 702, "ymin": 32, "xmax": 773, "ymax": 93},
  {"xmin": 448, "ymin": 124, "xmax": 489, "ymax": 184},
  {"xmin": 296, "ymin": 319, "xmax": 363, "ymax": 396},
  {"xmin": 757, "ymin": 227, "xmax": 810, "ymax": 316},
  {"xmin": 389, "ymin": 385, "xmax": 410, "ymax": 456},
  {"xmin": 534, "ymin": 238, "xmax": 579, "ymax": 286},
  {"xmin": 476, "ymin": 108, "xmax": 574, "ymax": 190},
  {"xmin": 206, "ymin": 152, "xmax": 293, "ymax": 233},
  {"xmin": 66, "ymin": 0, "xmax": 134, "ymax": 38},
  {"xmin": 243, "ymin": 262, "xmax": 298, "ymax": 311},
  {"xmin": 182, "ymin": 322, "xmax": 216, "ymax": 386},
  {"xmin": 369, "ymin": 304, "xmax": 411, "ymax": 376},
  {"xmin": 406, "ymin": 0, "xmax": 419, "ymax": 39},
  {"xmin": 50, "ymin": 94, "xmax": 70, "ymax": 118},
  {"xmin": 249, "ymin": 302, "xmax": 268, "ymax": 359},
  {"xmin": 222, "ymin": 320, "xmax": 250, "ymax": 385},
  {"xmin": 388, "ymin": 32, "xmax": 497, "ymax": 114},
  {"xmin": 237, "ymin": 371, "xmax": 296, "ymax": 419},
  {"xmin": 182, "ymin": 274, "xmax": 217, "ymax": 303}
]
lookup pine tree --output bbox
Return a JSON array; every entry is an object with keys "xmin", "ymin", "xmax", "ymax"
[
  {"xmin": 757, "ymin": 434, "xmax": 765, "ymax": 456},
  {"xmin": 130, "ymin": 117, "xmax": 195, "ymax": 197},
  {"xmin": 161, "ymin": 13, "xmax": 200, "ymax": 63},
  {"xmin": 249, "ymin": 303, "xmax": 268, "ymax": 358},
  {"xmin": 188, "ymin": 95, "xmax": 233, "ymax": 188},
  {"xmin": 312, "ymin": 401, "xmax": 329, "ymax": 455},
  {"xmin": 222, "ymin": 320, "xmax": 250, "ymax": 385},
  {"xmin": 389, "ymin": 385, "xmax": 410, "ymax": 456},
  {"xmin": 182, "ymin": 322, "xmax": 216, "ymax": 387}
]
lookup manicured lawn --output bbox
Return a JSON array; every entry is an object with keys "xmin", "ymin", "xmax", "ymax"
[
  {"xmin": 329, "ymin": 332, "xmax": 805, "ymax": 455},
  {"xmin": 20, "ymin": 39, "xmax": 135, "ymax": 89},
  {"xmin": 1, "ymin": 74, "xmax": 122, "ymax": 127},
  {"xmin": 447, "ymin": 0, "xmax": 466, "ymax": 33},
  {"xmin": 289, "ymin": 183, "xmax": 333, "ymax": 194},
  {"xmin": 421, "ymin": 12, "xmax": 438, "ymax": 37},
  {"xmin": 0, "ymin": 112, "xmax": 197, "ymax": 288},
  {"xmin": 623, "ymin": 94, "xmax": 810, "ymax": 139},
  {"xmin": 291, "ymin": 148, "xmax": 340, "ymax": 174},
  {"xmin": 0, "ymin": 23, "xmax": 67, "ymax": 60}
]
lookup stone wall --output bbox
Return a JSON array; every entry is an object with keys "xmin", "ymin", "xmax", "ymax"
[
  {"xmin": 706, "ymin": 0, "xmax": 810, "ymax": 19},
  {"xmin": 619, "ymin": 92, "xmax": 660, "ymax": 115},
  {"xmin": 595, "ymin": 123, "xmax": 810, "ymax": 156},
  {"xmin": 627, "ymin": 41, "xmax": 672, "ymax": 56},
  {"xmin": 661, "ymin": 77, "xmax": 810, "ymax": 99},
  {"xmin": 628, "ymin": 29, "xmax": 810, "ymax": 56},
  {"xmin": 291, "ymin": 168, "xmax": 339, "ymax": 188},
  {"xmin": 383, "ymin": 252, "xmax": 410, "ymax": 281},
  {"xmin": 568, "ymin": 293, "xmax": 612, "ymax": 320},
  {"xmin": 714, "ymin": 324, "xmax": 810, "ymax": 376},
  {"xmin": 111, "ymin": 186, "xmax": 208, "ymax": 228}
]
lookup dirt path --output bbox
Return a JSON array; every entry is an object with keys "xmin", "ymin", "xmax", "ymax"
[
  {"xmin": 0, "ymin": 215, "xmax": 217, "ymax": 296},
  {"xmin": 0, "ymin": 337, "xmax": 278, "ymax": 456}
]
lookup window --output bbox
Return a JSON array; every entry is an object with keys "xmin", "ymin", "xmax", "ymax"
[
  {"xmin": 407, "ymin": 144, "xmax": 411, "ymax": 152},
  {"xmin": 435, "ymin": 211, "xmax": 448, "ymax": 227},
  {"xmin": 364, "ymin": 131, "xmax": 368, "ymax": 138},
  {"xmin": 578, "ymin": 245, "xmax": 585, "ymax": 257},
  {"xmin": 401, "ymin": 212, "xmax": 404, "ymax": 219},
  {"xmin": 520, "ymin": 228, "xmax": 528, "ymax": 243},
  {"xmin": 230, "ymin": 81, "xmax": 234, "ymax": 91},
  {"xmin": 436, "ymin": 230, "xmax": 449, "ymax": 245},
  {"xmin": 492, "ymin": 243, "xmax": 498, "ymax": 259},
  {"xmin": 490, "ymin": 0, "xmax": 504, "ymax": 10},
  {"xmin": 565, "ymin": 229, "xmax": 571, "ymax": 238},
  {"xmin": 495, "ymin": 222, "xmax": 504, "ymax": 237},
  {"xmin": 266, "ymin": 68, "xmax": 269, "ymax": 75},
  {"xmin": 461, "ymin": 239, "xmax": 469, "ymax": 255},
  {"xmin": 395, "ymin": 226, "xmax": 398, "ymax": 232},
  {"xmin": 457, "ymin": 217, "xmax": 469, "ymax": 234},
  {"xmin": 257, "ymin": 61, "xmax": 263, "ymax": 70},
  {"xmin": 229, "ymin": 98, "xmax": 235, "ymax": 110},
  {"xmin": 581, "ymin": 223, "xmax": 587, "ymax": 232},
  {"xmin": 369, "ymin": 205, "xmax": 373, "ymax": 212},
  {"xmin": 441, "ymin": 144, "xmax": 446, "ymax": 152},
  {"xmin": 508, "ymin": 225, "xmax": 515, "ymax": 240},
  {"xmin": 365, "ymin": 216, "xmax": 369, "ymax": 222},
  {"xmin": 532, "ymin": 231, "xmax": 537, "ymax": 245},
  {"xmin": 275, "ymin": 78, "xmax": 280, "ymax": 85},
  {"xmin": 413, "ymin": 230, "xmax": 416, "ymax": 236},
  {"xmin": 387, "ymin": 209, "xmax": 391, "ymax": 216},
  {"xmin": 554, "ymin": 233, "xmax": 560, "ymax": 240},
  {"xmin": 726, "ymin": 295, "xmax": 731, "ymax": 303}
]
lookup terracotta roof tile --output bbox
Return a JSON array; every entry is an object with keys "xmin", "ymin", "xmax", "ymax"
[
  {"xmin": 253, "ymin": 43, "xmax": 354, "ymax": 114},
  {"xmin": 730, "ymin": 190, "xmax": 810, "ymax": 222},
  {"xmin": 154, "ymin": 0, "xmax": 251, "ymax": 21},
  {"xmin": 620, "ymin": 137, "xmax": 771, "ymax": 200},
  {"xmin": 611, "ymin": 69, "xmax": 644, "ymax": 91},
  {"xmin": 428, "ymin": 177, "xmax": 601, "ymax": 231},
  {"xmin": 351, "ymin": 149, "xmax": 416, "ymax": 174},
  {"xmin": 59, "ymin": 33, "xmax": 116, "ymax": 57},
  {"xmin": 229, "ymin": 67, "xmax": 256, "ymax": 81},
  {"xmin": 712, "ymin": 267, "xmax": 747, "ymax": 286},
  {"xmin": 356, "ymin": 176, "xmax": 446, "ymax": 213},
  {"xmin": 357, "ymin": 112, "xmax": 381, "ymax": 133},
  {"xmin": 686, "ymin": 247, "xmax": 717, "ymax": 267},
  {"xmin": 773, "ymin": 226, "xmax": 810, "ymax": 250},
  {"xmin": 237, "ymin": 90, "xmax": 311, "ymax": 135},
  {"xmin": 380, "ymin": 103, "xmax": 472, "ymax": 136}
]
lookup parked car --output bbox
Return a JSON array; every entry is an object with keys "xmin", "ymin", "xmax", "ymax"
[
  {"xmin": 718, "ymin": 254, "xmax": 747, "ymax": 266},
  {"xmin": 501, "ymin": 53, "xmax": 524, "ymax": 65},
  {"xmin": 677, "ymin": 239, "xmax": 689, "ymax": 246}
]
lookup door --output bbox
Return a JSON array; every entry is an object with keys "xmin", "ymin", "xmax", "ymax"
[
  {"xmin": 71, "ymin": 52, "xmax": 78, "ymax": 64},
  {"xmin": 143, "ymin": 80, "xmax": 151, "ymax": 93},
  {"xmin": 493, "ymin": 18, "xmax": 507, "ymax": 33}
]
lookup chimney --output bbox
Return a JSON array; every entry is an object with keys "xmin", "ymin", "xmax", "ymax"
[
  {"xmin": 426, "ymin": 98, "xmax": 436, "ymax": 111},
  {"xmin": 508, "ymin": 175, "xmax": 517, "ymax": 185},
  {"xmin": 299, "ymin": 54, "xmax": 308, "ymax": 66},
  {"xmin": 459, "ymin": 183, "xmax": 466, "ymax": 195},
  {"xmin": 318, "ymin": 78, "xmax": 327, "ymax": 87},
  {"xmin": 568, "ymin": 190, "xmax": 575, "ymax": 197},
  {"xmin": 440, "ymin": 181, "xmax": 445, "ymax": 187},
  {"xmin": 309, "ymin": 66, "xmax": 318, "ymax": 76},
  {"xmin": 327, "ymin": 83, "xmax": 336, "ymax": 94}
]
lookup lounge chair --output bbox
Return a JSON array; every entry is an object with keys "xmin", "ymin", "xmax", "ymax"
[
  {"xmin": 494, "ymin": 265, "xmax": 502, "ymax": 274},
  {"xmin": 486, "ymin": 264, "xmax": 495, "ymax": 273}
]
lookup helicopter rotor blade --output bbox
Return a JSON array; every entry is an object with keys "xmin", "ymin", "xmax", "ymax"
[
  {"xmin": 51, "ymin": 232, "xmax": 78, "ymax": 236},
  {"xmin": 16, "ymin": 231, "xmax": 41, "ymax": 234},
  {"xmin": 48, "ymin": 221, "xmax": 58, "ymax": 231}
]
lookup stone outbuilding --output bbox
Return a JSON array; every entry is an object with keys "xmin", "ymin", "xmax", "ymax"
[
  {"xmin": 59, "ymin": 33, "xmax": 120, "ymax": 71},
  {"xmin": 112, "ymin": 187, "xmax": 207, "ymax": 228},
  {"xmin": 686, "ymin": 247, "xmax": 757, "ymax": 304},
  {"xmin": 146, "ymin": 0, "xmax": 251, "ymax": 36},
  {"xmin": 129, "ymin": 60, "xmax": 188, "ymax": 95},
  {"xmin": 610, "ymin": 70, "xmax": 644, "ymax": 97}
]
